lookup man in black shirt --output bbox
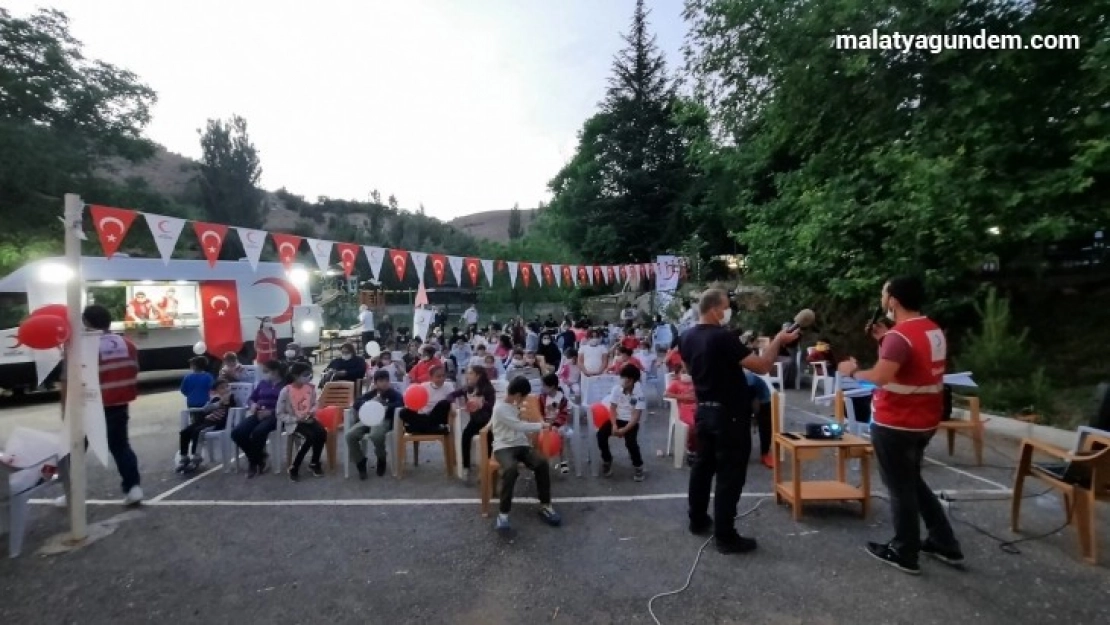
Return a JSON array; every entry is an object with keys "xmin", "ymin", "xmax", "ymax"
[{"xmin": 678, "ymin": 289, "xmax": 798, "ymax": 553}]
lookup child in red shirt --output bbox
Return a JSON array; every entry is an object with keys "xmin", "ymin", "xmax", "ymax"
[{"xmin": 665, "ymin": 364, "xmax": 697, "ymax": 458}]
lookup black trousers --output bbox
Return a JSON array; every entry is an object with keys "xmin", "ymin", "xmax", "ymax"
[
  {"xmin": 755, "ymin": 402, "xmax": 772, "ymax": 455},
  {"xmin": 232, "ymin": 414, "xmax": 277, "ymax": 466},
  {"xmin": 870, "ymin": 424, "xmax": 958, "ymax": 558},
  {"xmin": 494, "ymin": 446, "xmax": 552, "ymax": 514},
  {"xmin": 688, "ymin": 404, "xmax": 751, "ymax": 540},
  {"xmin": 361, "ymin": 331, "xmax": 375, "ymax": 354},
  {"xmin": 105, "ymin": 404, "xmax": 141, "ymax": 493},
  {"xmin": 291, "ymin": 420, "xmax": 327, "ymax": 468},
  {"xmin": 597, "ymin": 420, "xmax": 643, "ymax": 467},
  {"xmin": 461, "ymin": 412, "xmax": 492, "ymax": 469},
  {"xmin": 400, "ymin": 400, "xmax": 452, "ymax": 434},
  {"xmin": 180, "ymin": 418, "xmax": 226, "ymax": 457}
]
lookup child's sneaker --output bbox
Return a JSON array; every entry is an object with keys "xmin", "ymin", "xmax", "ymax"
[
  {"xmin": 633, "ymin": 467, "xmax": 645, "ymax": 482},
  {"xmin": 602, "ymin": 461, "xmax": 613, "ymax": 477},
  {"xmin": 175, "ymin": 458, "xmax": 189, "ymax": 474},
  {"xmin": 538, "ymin": 506, "xmax": 562, "ymax": 527},
  {"xmin": 288, "ymin": 467, "xmax": 300, "ymax": 482},
  {"xmin": 494, "ymin": 514, "xmax": 511, "ymax": 532},
  {"xmin": 356, "ymin": 459, "xmax": 368, "ymax": 480},
  {"xmin": 190, "ymin": 455, "xmax": 204, "ymax": 471},
  {"xmin": 309, "ymin": 463, "xmax": 324, "ymax": 477},
  {"xmin": 557, "ymin": 461, "xmax": 570, "ymax": 474}
]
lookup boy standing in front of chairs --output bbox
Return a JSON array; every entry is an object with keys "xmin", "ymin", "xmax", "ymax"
[
  {"xmin": 491, "ymin": 376, "xmax": 563, "ymax": 532},
  {"xmin": 600, "ymin": 364, "xmax": 646, "ymax": 481}
]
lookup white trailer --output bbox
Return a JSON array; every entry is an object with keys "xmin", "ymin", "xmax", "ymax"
[{"xmin": 0, "ymin": 256, "xmax": 323, "ymax": 393}]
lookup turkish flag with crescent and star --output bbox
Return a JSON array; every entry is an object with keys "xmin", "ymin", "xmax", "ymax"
[
  {"xmin": 542, "ymin": 263, "xmax": 554, "ymax": 287},
  {"xmin": 561, "ymin": 265, "xmax": 573, "ymax": 287},
  {"xmin": 199, "ymin": 281, "xmax": 243, "ymax": 356},
  {"xmin": 577, "ymin": 265, "xmax": 589, "ymax": 285},
  {"xmin": 607, "ymin": 266, "xmax": 618, "ymax": 284},
  {"xmin": 271, "ymin": 233, "xmax": 302, "ymax": 271},
  {"xmin": 619, "ymin": 265, "xmax": 628, "ymax": 283},
  {"xmin": 520, "ymin": 263, "xmax": 531, "ymax": 288},
  {"xmin": 429, "ymin": 254, "xmax": 448, "ymax": 285},
  {"xmin": 193, "ymin": 222, "xmax": 229, "ymax": 268},
  {"xmin": 336, "ymin": 242, "xmax": 360, "ymax": 277},
  {"xmin": 388, "ymin": 249, "xmax": 409, "ymax": 282},
  {"xmin": 89, "ymin": 205, "xmax": 138, "ymax": 258},
  {"xmin": 464, "ymin": 257, "xmax": 481, "ymax": 286}
]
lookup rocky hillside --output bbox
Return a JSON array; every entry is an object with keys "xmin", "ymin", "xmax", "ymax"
[{"xmin": 449, "ymin": 208, "xmax": 536, "ymax": 243}]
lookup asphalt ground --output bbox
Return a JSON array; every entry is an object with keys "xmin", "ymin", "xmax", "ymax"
[{"xmin": 1, "ymin": 375, "xmax": 1107, "ymax": 625}]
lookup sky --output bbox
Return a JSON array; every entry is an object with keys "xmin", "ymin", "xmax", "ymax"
[{"xmin": 9, "ymin": 0, "xmax": 688, "ymax": 221}]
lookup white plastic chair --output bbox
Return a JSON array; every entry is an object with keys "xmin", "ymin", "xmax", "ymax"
[
  {"xmin": 665, "ymin": 397, "xmax": 687, "ymax": 469},
  {"xmin": 179, "ymin": 382, "xmax": 251, "ymax": 472},
  {"xmin": 2, "ymin": 454, "xmax": 63, "ymax": 557},
  {"xmin": 765, "ymin": 361, "xmax": 785, "ymax": 390},
  {"xmin": 580, "ymin": 374, "xmax": 620, "ymax": 476},
  {"xmin": 809, "ymin": 361, "xmax": 833, "ymax": 401}
]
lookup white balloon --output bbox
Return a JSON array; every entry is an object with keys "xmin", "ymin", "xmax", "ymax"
[
  {"xmin": 193, "ymin": 341, "xmax": 207, "ymax": 355},
  {"xmin": 358, "ymin": 401, "xmax": 386, "ymax": 427},
  {"xmin": 366, "ymin": 341, "xmax": 382, "ymax": 358}
]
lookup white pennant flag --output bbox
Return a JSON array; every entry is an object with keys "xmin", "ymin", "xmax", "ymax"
[
  {"xmin": 481, "ymin": 259, "xmax": 495, "ymax": 287},
  {"xmin": 364, "ymin": 246, "xmax": 386, "ymax": 280},
  {"xmin": 552, "ymin": 264, "xmax": 562, "ymax": 287},
  {"xmin": 306, "ymin": 238, "xmax": 334, "ymax": 271},
  {"xmin": 507, "ymin": 261, "xmax": 519, "ymax": 288},
  {"xmin": 447, "ymin": 256, "xmax": 464, "ymax": 285},
  {"xmin": 409, "ymin": 251, "xmax": 428, "ymax": 284},
  {"xmin": 143, "ymin": 213, "xmax": 186, "ymax": 265},
  {"xmin": 236, "ymin": 227, "xmax": 267, "ymax": 270},
  {"xmin": 531, "ymin": 262, "xmax": 544, "ymax": 287}
]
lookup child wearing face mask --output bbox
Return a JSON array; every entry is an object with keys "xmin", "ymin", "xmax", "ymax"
[
  {"xmin": 540, "ymin": 373, "xmax": 571, "ymax": 474},
  {"xmin": 606, "ymin": 346, "xmax": 645, "ymax": 374},
  {"xmin": 407, "ymin": 346, "xmax": 441, "ymax": 384},
  {"xmin": 323, "ymin": 343, "xmax": 367, "ymax": 385},
  {"xmin": 277, "ymin": 362, "xmax": 327, "ymax": 480},
  {"xmin": 557, "ymin": 348, "xmax": 581, "ymax": 397},
  {"xmin": 368, "ymin": 351, "xmax": 406, "ymax": 382},
  {"xmin": 177, "ymin": 378, "xmax": 236, "ymax": 473},
  {"xmin": 232, "ymin": 360, "xmax": 286, "ymax": 477},
  {"xmin": 538, "ymin": 334, "xmax": 561, "ymax": 372},
  {"xmin": 665, "ymin": 363, "xmax": 698, "ymax": 462},
  {"xmin": 600, "ymin": 364, "xmax": 646, "ymax": 481},
  {"xmin": 577, "ymin": 332, "xmax": 609, "ymax": 377},
  {"xmin": 483, "ymin": 354, "xmax": 500, "ymax": 380},
  {"xmin": 283, "ymin": 343, "xmax": 313, "ymax": 368},
  {"xmin": 504, "ymin": 348, "xmax": 530, "ymax": 378}
]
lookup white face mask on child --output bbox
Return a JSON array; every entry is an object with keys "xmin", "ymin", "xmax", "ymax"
[{"xmin": 285, "ymin": 350, "xmax": 296, "ymax": 358}]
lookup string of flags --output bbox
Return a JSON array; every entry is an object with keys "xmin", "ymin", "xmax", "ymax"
[{"xmin": 87, "ymin": 204, "xmax": 659, "ymax": 289}]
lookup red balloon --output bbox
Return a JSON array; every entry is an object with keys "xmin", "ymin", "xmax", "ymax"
[
  {"xmin": 316, "ymin": 406, "xmax": 341, "ymax": 430},
  {"xmin": 539, "ymin": 429, "xmax": 563, "ymax": 458},
  {"xmin": 591, "ymin": 403, "xmax": 611, "ymax": 430},
  {"xmin": 31, "ymin": 304, "xmax": 69, "ymax": 320},
  {"xmin": 404, "ymin": 384, "xmax": 430, "ymax": 411},
  {"xmin": 17, "ymin": 315, "xmax": 70, "ymax": 350}
]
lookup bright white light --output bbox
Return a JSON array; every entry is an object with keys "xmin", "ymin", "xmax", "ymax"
[
  {"xmin": 175, "ymin": 280, "xmax": 189, "ymax": 285},
  {"xmin": 101, "ymin": 280, "xmax": 119, "ymax": 286},
  {"xmin": 300, "ymin": 319, "xmax": 317, "ymax": 334},
  {"xmin": 987, "ymin": 226, "xmax": 1001, "ymax": 235},
  {"xmin": 38, "ymin": 262, "xmax": 74, "ymax": 284},
  {"xmin": 140, "ymin": 280, "xmax": 154, "ymax": 285},
  {"xmin": 288, "ymin": 268, "xmax": 310, "ymax": 287}
]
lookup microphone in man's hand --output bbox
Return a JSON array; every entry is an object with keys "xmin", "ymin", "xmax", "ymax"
[
  {"xmin": 864, "ymin": 306, "xmax": 883, "ymax": 333},
  {"xmin": 785, "ymin": 309, "xmax": 816, "ymax": 333}
]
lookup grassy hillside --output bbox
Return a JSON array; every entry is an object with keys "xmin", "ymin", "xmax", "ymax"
[{"xmin": 449, "ymin": 208, "xmax": 536, "ymax": 243}]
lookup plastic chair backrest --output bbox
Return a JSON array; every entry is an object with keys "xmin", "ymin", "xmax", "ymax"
[
  {"xmin": 583, "ymin": 375, "xmax": 618, "ymax": 406},
  {"xmin": 320, "ymin": 381, "xmax": 355, "ymax": 408},
  {"xmin": 239, "ymin": 365, "xmax": 259, "ymax": 385},
  {"xmin": 229, "ymin": 382, "xmax": 254, "ymax": 409},
  {"xmin": 390, "ymin": 381, "xmax": 409, "ymax": 396}
]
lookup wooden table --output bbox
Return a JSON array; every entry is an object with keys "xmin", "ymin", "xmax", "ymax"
[{"xmin": 772, "ymin": 432, "xmax": 872, "ymax": 520}]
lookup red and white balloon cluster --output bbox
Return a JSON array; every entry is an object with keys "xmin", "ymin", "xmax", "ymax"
[{"xmin": 16, "ymin": 304, "xmax": 71, "ymax": 350}]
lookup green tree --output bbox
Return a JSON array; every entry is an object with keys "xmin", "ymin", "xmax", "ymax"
[
  {"xmin": 388, "ymin": 194, "xmax": 399, "ymax": 210},
  {"xmin": 508, "ymin": 203, "xmax": 524, "ymax": 240},
  {"xmin": 546, "ymin": 0, "xmax": 695, "ymax": 263},
  {"xmin": 197, "ymin": 114, "xmax": 263, "ymax": 228}
]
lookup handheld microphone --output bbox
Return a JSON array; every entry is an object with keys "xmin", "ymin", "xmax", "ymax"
[
  {"xmin": 785, "ymin": 309, "xmax": 815, "ymax": 333},
  {"xmin": 865, "ymin": 307, "xmax": 883, "ymax": 333}
]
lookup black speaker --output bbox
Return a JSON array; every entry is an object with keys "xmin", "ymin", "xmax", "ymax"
[
  {"xmin": 805, "ymin": 422, "xmax": 844, "ymax": 440},
  {"xmin": 1091, "ymin": 383, "xmax": 1110, "ymax": 432}
]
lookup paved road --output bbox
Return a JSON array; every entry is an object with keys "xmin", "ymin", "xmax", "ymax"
[{"xmin": 0, "ymin": 382, "xmax": 1107, "ymax": 624}]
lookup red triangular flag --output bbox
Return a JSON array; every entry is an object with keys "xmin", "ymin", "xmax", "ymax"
[
  {"xmin": 429, "ymin": 253, "xmax": 448, "ymax": 285},
  {"xmin": 89, "ymin": 205, "xmax": 138, "ymax": 259},
  {"xmin": 336, "ymin": 242, "xmax": 360, "ymax": 277},
  {"xmin": 593, "ymin": 266, "xmax": 604, "ymax": 285},
  {"xmin": 388, "ymin": 249, "xmax": 409, "ymax": 282},
  {"xmin": 577, "ymin": 266, "xmax": 589, "ymax": 285},
  {"xmin": 464, "ymin": 257, "xmax": 481, "ymax": 286},
  {"xmin": 520, "ymin": 263, "xmax": 532, "ymax": 288},
  {"xmin": 607, "ymin": 266, "xmax": 618, "ymax": 284},
  {"xmin": 271, "ymin": 233, "xmax": 303, "ymax": 271},
  {"xmin": 619, "ymin": 265, "xmax": 628, "ymax": 283},
  {"xmin": 561, "ymin": 265, "xmax": 573, "ymax": 287},
  {"xmin": 193, "ymin": 221, "xmax": 229, "ymax": 268},
  {"xmin": 542, "ymin": 263, "xmax": 554, "ymax": 287}
]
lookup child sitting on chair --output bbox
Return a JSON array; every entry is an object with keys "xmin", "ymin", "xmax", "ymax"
[
  {"xmin": 177, "ymin": 378, "xmax": 235, "ymax": 473},
  {"xmin": 540, "ymin": 373, "xmax": 571, "ymax": 474},
  {"xmin": 219, "ymin": 352, "xmax": 247, "ymax": 382},
  {"xmin": 665, "ymin": 363, "xmax": 698, "ymax": 465},
  {"xmin": 491, "ymin": 376, "xmax": 563, "ymax": 532},
  {"xmin": 277, "ymin": 361, "xmax": 327, "ymax": 481},
  {"xmin": 557, "ymin": 347, "xmax": 581, "ymax": 398},
  {"xmin": 348, "ymin": 370, "xmax": 404, "ymax": 479}
]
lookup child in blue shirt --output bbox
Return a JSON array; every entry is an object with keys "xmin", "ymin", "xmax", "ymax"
[
  {"xmin": 745, "ymin": 371, "xmax": 773, "ymax": 469},
  {"xmin": 181, "ymin": 357, "xmax": 215, "ymax": 408}
]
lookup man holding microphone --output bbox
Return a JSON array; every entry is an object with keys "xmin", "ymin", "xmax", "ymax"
[
  {"xmin": 838, "ymin": 276, "xmax": 962, "ymax": 575},
  {"xmin": 678, "ymin": 289, "xmax": 798, "ymax": 553}
]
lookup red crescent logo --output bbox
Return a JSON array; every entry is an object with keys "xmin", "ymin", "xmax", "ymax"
[
  {"xmin": 157, "ymin": 219, "xmax": 171, "ymax": 234},
  {"xmin": 252, "ymin": 277, "xmax": 303, "ymax": 324},
  {"xmin": 246, "ymin": 230, "xmax": 261, "ymax": 245}
]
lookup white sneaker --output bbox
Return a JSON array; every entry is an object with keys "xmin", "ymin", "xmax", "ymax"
[
  {"xmin": 458, "ymin": 468, "xmax": 469, "ymax": 482},
  {"xmin": 123, "ymin": 486, "xmax": 143, "ymax": 506},
  {"xmin": 52, "ymin": 495, "xmax": 67, "ymax": 508}
]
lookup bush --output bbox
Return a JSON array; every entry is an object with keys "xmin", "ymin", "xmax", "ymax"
[{"xmin": 956, "ymin": 288, "xmax": 1057, "ymax": 421}]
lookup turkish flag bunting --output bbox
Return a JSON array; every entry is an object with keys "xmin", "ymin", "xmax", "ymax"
[
  {"xmin": 89, "ymin": 205, "xmax": 138, "ymax": 258},
  {"xmin": 619, "ymin": 265, "xmax": 628, "ymax": 283},
  {"xmin": 577, "ymin": 266, "xmax": 589, "ymax": 285},
  {"xmin": 561, "ymin": 265, "xmax": 573, "ymax": 287},
  {"xmin": 193, "ymin": 221, "xmax": 229, "ymax": 268},
  {"xmin": 199, "ymin": 281, "xmax": 243, "ymax": 356},
  {"xmin": 593, "ymin": 266, "xmax": 604, "ymax": 285},
  {"xmin": 429, "ymin": 254, "xmax": 448, "ymax": 285},
  {"xmin": 336, "ymin": 243, "xmax": 360, "ymax": 277},
  {"xmin": 271, "ymin": 233, "xmax": 302, "ymax": 271},
  {"xmin": 389, "ymin": 249, "xmax": 409, "ymax": 282},
  {"xmin": 520, "ymin": 263, "xmax": 532, "ymax": 288},
  {"xmin": 542, "ymin": 263, "xmax": 555, "ymax": 287},
  {"xmin": 464, "ymin": 258, "xmax": 481, "ymax": 287},
  {"xmin": 607, "ymin": 266, "xmax": 618, "ymax": 284}
]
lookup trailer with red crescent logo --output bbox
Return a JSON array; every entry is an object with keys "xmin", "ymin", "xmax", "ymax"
[{"xmin": 0, "ymin": 256, "xmax": 323, "ymax": 394}]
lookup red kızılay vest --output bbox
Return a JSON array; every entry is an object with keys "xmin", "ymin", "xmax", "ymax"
[
  {"xmin": 873, "ymin": 316, "xmax": 946, "ymax": 431},
  {"xmin": 255, "ymin": 328, "xmax": 277, "ymax": 365},
  {"xmin": 98, "ymin": 333, "xmax": 139, "ymax": 407}
]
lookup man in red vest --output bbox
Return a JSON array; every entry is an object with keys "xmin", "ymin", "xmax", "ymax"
[
  {"xmin": 59, "ymin": 305, "xmax": 143, "ymax": 507},
  {"xmin": 839, "ymin": 276, "xmax": 961, "ymax": 575}
]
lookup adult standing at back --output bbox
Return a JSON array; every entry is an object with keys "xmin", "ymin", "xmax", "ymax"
[
  {"xmin": 678, "ymin": 289, "xmax": 797, "ymax": 553},
  {"xmin": 463, "ymin": 304, "xmax": 479, "ymax": 335},
  {"xmin": 356, "ymin": 304, "xmax": 375, "ymax": 355},
  {"xmin": 61, "ymin": 305, "xmax": 143, "ymax": 506},
  {"xmin": 838, "ymin": 276, "xmax": 961, "ymax": 575}
]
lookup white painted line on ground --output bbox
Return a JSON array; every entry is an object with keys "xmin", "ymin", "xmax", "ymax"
[
  {"xmin": 791, "ymin": 406, "xmax": 1012, "ymax": 491},
  {"xmin": 149, "ymin": 462, "xmax": 227, "ymax": 503},
  {"xmin": 29, "ymin": 499, "xmax": 122, "ymax": 505}
]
